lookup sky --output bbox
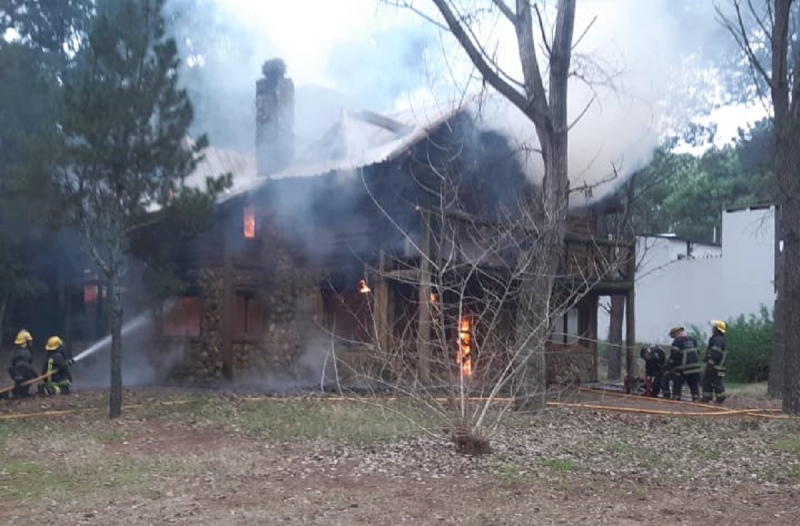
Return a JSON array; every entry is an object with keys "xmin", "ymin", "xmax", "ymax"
[{"xmin": 186, "ymin": 0, "xmax": 766, "ymax": 197}]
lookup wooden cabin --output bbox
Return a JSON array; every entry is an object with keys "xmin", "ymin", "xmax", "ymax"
[{"xmin": 154, "ymin": 60, "xmax": 635, "ymax": 388}]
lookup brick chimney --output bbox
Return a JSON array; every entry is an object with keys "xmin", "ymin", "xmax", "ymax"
[{"xmin": 256, "ymin": 58, "xmax": 294, "ymax": 176}]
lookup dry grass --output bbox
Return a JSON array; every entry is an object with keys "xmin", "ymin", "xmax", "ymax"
[{"xmin": 1, "ymin": 387, "xmax": 799, "ymax": 525}]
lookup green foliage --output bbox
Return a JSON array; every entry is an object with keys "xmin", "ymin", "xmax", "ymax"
[
  {"xmin": 620, "ymin": 120, "xmax": 776, "ymax": 243},
  {"xmin": 690, "ymin": 306, "xmax": 773, "ymax": 383},
  {"xmin": 1, "ymin": 0, "xmax": 94, "ymax": 55},
  {"xmin": 58, "ymin": 0, "xmax": 229, "ymax": 274},
  {"xmin": 725, "ymin": 307, "xmax": 773, "ymax": 383}
]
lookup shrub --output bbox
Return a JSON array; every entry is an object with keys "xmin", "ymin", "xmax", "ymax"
[
  {"xmin": 687, "ymin": 306, "xmax": 772, "ymax": 383},
  {"xmin": 725, "ymin": 307, "xmax": 772, "ymax": 383}
]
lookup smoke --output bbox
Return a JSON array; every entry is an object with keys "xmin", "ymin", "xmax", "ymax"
[
  {"xmin": 389, "ymin": 0, "xmax": 742, "ymax": 203},
  {"xmin": 153, "ymin": 0, "xmax": 748, "ymax": 390},
  {"xmin": 165, "ymin": 0, "xmax": 745, "ymax": 202},
  {"xmin": 164, "ymin": 0, "xmax": 435, "ymax": 153},
  {"xmin": 70, "ymin": 310, "xmax": 180, "ymax": 388}
]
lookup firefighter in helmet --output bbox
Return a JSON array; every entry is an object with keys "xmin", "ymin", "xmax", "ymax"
[
  {"xmin": 639, "ymin": 345, "xmax": 667, "ymax": 397},
  {"xmin": 666, "ymin": 326, "xmax": 703, "ymax": 401},
  {"xmin": 38, "ymin": 336, "xmax": 72, "ymax": 395},
  {"xmin": 702, "ymin": 320, "xmax": 728, "ymax": 403},
  {"xmin": 6, "ymin": 329, "xmax": 37, "ymax": 399}
]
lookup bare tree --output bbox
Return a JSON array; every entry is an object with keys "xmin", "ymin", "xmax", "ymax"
[
  {"xmin": 386, "ymin": 0, "xmax": 580, "ymax": 410},
  {"xmin": 718, "ymin": 0, "xmax": 800, "ymax": 412},
  {"xmin": 316, "ymin": 112, "xmax": 628, "ymax": 452}
]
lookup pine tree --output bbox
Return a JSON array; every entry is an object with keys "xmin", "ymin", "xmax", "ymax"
[{"xmin": 58, "ymin": 0, "xmax": 221, "ymax": 418}]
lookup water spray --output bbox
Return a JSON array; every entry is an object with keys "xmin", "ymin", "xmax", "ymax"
[{"xmin": 71, "ymin": 310, "xmax": 156, "ymax": 363}]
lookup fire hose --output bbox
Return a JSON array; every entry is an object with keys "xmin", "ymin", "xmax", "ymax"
[
  {"xmin": 0, "ymin": 371, "xmax": 54, "ymax": 398},
  {"xmin": 0, "ymin": 393, "xmax": 795, "ymax": 421}
]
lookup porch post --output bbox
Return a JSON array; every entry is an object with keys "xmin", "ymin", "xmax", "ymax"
[
  {"xmin": 624, "ymin": 243, "xmax": 637, "ymax": 379},
  {"xmin": 374, "ymin": 251, "xmax": 391, "ymax": 356},
  {"xmin": 417, "ymin": 208, "xmax": 432, "ymax": 384},
  {"xmin": 221, "ymin": 224, "xmax": 235, "ymax": 381}
]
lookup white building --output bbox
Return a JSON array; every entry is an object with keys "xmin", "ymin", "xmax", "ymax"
[{"xmin": 599, "ymin": 205, "xmax": 777, "ymax": 344}]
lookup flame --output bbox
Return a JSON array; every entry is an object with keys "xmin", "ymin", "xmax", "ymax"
[
  {"xmin": 244, "ymin": 204, "xmax": 256, "ymax": 239},
  {"xmin": 457, "ymin": 315, "xmax": 474, "ymax": 377},
  {"xmin": 358, "ymin": 279, "xmax": 371, "ymax": 294}
]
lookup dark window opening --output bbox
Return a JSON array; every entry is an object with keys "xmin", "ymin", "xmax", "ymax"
[{"xmin": 236, "ymin": 290, "xmax": 265, "ymax": 336}]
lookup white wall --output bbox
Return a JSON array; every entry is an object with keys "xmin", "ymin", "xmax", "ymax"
[{"xmin": 598, "ymin": 206, "xmax": 776, "ymax": 345}]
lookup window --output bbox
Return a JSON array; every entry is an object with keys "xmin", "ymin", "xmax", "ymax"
[
  {"xmin": 84, "ymin": 284, "xmax": 99, "ymax": 304},
  {"xmin": 236, "ymin": 291, "xmax": 265, "ymax": 336},
  {"xmin": 163, "ymin": 297, "xmax": 202, "ymax": 337},
  {"xmin": 243, "ymin": 203, "xmax": 256, "ymax": 239}
]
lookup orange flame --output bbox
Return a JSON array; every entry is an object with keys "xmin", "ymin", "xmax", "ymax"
[
  {"xmin": 358, "ymin": 279, "xmax": 371, "ymax": 294},
  {"xmin": 244, "ymin": 204, "xmax": 256, "ymax": 239},
  {"xmin": 457, "ymin": 315, "xmax": 474, "ymax": 377}
]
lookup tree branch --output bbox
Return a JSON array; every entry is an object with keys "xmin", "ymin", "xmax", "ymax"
[
  {"xmin": 532, "ymin": 3, "xmax": 553, "ymax": 57},
  {"xmin": 513, "ymin": 0, "xmax": 552, "ymax": 131},
  {"xmin": 572, "ymin": 15, "xmax": 597, "ymax": 51},
  {"xmin": 770, "ymin": 0, "xmax": 792, "ymax": 121},
  {"xmin": 490, "ymin": 0, "xmax": 514, "ymax": 22},
  {"xmin": 549, "ymin": 0, "xmax": 577, "ymax": 132},
  {"xmin": 429, "ymin": 0, "xmax": 529, "ymax": 112},
  {"xmin": 717, "ymin": 1, "xmax": 774, "ymax": 93}
]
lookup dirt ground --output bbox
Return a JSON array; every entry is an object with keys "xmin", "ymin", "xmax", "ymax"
[{"xmin": 1, "ymin": 386, "xmax": 798, "ymax": 525}]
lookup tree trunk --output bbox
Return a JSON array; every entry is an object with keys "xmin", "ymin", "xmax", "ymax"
[
  {"xmin": 0, "ymin": 295, "xmax": 8, "ymax": 346},
  {"xmin": 513, "ymin": 139, "xmax": 569, "ymax": 410},
  {"xmin": 108, "ymin": 275, "xmax": 124, "ymax": 419},
  {"xmin": 606, "ymin": 294, "xmax": 625, "ymax": 381},
  {"xmin": 775, "ymin": 119, "xmax": 800, "ymax": 413},
  {"xmin": 769, "ymin": 294, "xmax": 784, "ymax": 397},
  {"xmin": 779, "ymin": 196, "xmax": 800, "ymax": 413}
]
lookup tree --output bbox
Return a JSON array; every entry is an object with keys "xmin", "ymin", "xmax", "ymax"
[
  {"xmin": 719, "ymin": 0, "xmax": 800, "ymax": 412},
  {"xmin": 407, "ymin": 0, "xmax": 577, "ymax": 410},
  {"xmin": 57, "ymin": 0, "xmax": 222, "ymax": 418}
]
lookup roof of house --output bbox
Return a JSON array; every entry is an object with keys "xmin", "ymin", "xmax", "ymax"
[{"xmin": 181, "ymin": 102, "xmax": 465, "ymax": 205}]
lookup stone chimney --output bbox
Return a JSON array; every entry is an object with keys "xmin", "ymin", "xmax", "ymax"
[{"xmin": 256, "ymin": 58, "xmax": 294, "ymax": 176}]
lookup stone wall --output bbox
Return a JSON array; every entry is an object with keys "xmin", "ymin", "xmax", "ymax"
[
  {"xmin": 166, "ymin": 218, "xmax": 331, "ymax": 386},
  {"xmin": 545, "ymin": 344, "xmax": 596, "ymax": 386},
  {"xmin": 165, "ymin": 267, "xmax": 225, "ymax": 384}
]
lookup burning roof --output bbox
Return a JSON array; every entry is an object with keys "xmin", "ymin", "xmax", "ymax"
[{"xmin": 179, "ymin": 102, "xmax": 465, "ymax": 205}]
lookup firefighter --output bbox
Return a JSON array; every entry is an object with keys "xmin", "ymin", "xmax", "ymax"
[
  {"xmin": 666, "ymin": 326, "xmax": 703, "ymax": 401},
  {"xmin": 38, "ymin": 336, "xmax": 72, "ymax": 395},
  {"xmin": 6, "ymin": 329, "xmax": 37, "ymax": 399},
  {"xmin": 702, "ymin": 319, "xmax": 728, "ymax": 403},
  {"xmin": 639, "ymin": 345, "xmax": 667, "ymax": 397}
]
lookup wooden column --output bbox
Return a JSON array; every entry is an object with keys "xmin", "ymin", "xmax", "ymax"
[
  {"xmin": 625, "ymin": 244, "xmax": 637, "ymax": 380},
  {"xmin": 574, "ymin": 294, "xmax": 600, "ymax": 382},
  {"xmin": 416, "ymin": 208, "xmax": 432, "ymax": 385},
  {"xmin": 374, "ymin": 251, "xmax": 391, "ymax": 355},
  {"xmin": 221, "ymin": 222, "xmax": 235, "ymax": 381}
]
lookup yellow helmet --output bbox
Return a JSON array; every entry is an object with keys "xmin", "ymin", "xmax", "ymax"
[
  {"xmin": 45, "ymin": 336, "xmax": 63, "ymax": 351},
  {"xmin": 711, "ymin": 320, "xmax": 727, "ymax": 334},
  {"xmin": 14, "ymin": 330, "xmax": 33, "ymax": 346}
]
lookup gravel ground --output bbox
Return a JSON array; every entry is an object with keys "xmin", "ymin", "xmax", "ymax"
[{"xmin": 1, "ymin": 386, "xmax": 798, "ymax": 525}]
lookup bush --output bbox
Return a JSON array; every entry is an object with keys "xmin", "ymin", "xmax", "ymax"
[
  {"xmin": 687, "ymin": 306, "xmax": 772, "ymax": 383},
  {"xmin": 725, "ymin": 307, "xmax": 772, "ymax": 383}
]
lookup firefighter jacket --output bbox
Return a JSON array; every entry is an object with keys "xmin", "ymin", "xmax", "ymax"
[
  {"xmin": 706, "ymin": 334, "xmax": 728, "ymax": 376},
  {"xmin": 640, "ymin": 346, "xmax": 667, "ymax": 377},
  {"xmin": 42, "ymin": 350, "xmax": 72, "ymax": 386},
  {"xmin": 9, "ymin": 345, "xmax": 36, "ymax": 382},
  {"xmin": 668, "ymin": 336, "xmax": 703, "ymax": 375}
]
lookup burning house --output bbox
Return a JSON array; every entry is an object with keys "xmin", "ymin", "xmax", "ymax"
[{"xmin": 157, "ymin": 58, "xmax": 636, "ymax": 389}]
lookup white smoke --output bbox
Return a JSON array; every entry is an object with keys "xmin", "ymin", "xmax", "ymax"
[
  {"xmin": 170, "ymin": 0, "xmax": 747, "ymax": 202},
  {"xmin": 390, "ymin": 0, "xmax": 745, "ymax": 203}
]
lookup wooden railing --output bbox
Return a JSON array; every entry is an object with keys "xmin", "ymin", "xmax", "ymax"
[{"xmin": 560, "ymin": 236, "xmax": 635, "ymax": 282}]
